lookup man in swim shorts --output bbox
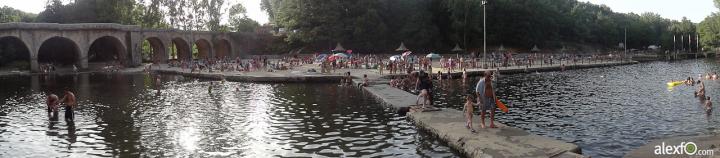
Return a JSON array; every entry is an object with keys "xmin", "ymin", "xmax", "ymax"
[
  {"xmin": 59, "ymin": 89, "xmax": 77, "ymax": 122},
  {"xmin": 475, "ymin": 70, "xmax": 497, "ymax": 128}
]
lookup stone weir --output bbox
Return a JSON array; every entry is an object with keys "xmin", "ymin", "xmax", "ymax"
[
  {"xmin": 154, "ymin": 69, "xmax": 344, "ymax": 83},
  {"xmin": 356, "ymin": 80, "xmax": 584, "ymax": 158}
]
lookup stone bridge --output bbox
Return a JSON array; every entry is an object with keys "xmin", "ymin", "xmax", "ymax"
[{"xmin": 0, "ymin": 23, "xmax": 256, "ymax": 72}]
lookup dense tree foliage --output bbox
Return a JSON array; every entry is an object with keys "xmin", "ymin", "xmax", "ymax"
[
  {"xmin": 32, "ymin": 0, "xmax": 258, "ymax": 32},
  {"xmin": 4, "ymin": 0, "xmax": 720, "ymax": 53},
  {"xmin": 262, "ymin": 0, "xmax": 702, "ymax": 52},
  {"xmin": 0, "ymin": 6, "xmax": 37, "ymax": 23},
  {"xmin": 699, "ymin": 0, "xmax": 720, "ymax": 51}
]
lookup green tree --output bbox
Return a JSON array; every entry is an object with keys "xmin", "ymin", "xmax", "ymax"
[
  {"xmin": 699, "ymin": 13, "xmax": 720, "ymax": 50},
  {"xmin": 0, "ymin": 6, "xmax": 37, "ymax": 22},
  {"xmin": 228, "ymin": 3, "xmax": 260, "ymax": 32}
]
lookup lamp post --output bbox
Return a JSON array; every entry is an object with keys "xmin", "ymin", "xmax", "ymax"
[{"xmin": 482, "ymin": 0, "xmax": 487, "ymax": 68}]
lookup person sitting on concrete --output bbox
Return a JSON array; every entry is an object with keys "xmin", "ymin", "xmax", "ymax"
[{"xmin": 358, "ymin": 74, "xmax": 369, "ymax": 87}]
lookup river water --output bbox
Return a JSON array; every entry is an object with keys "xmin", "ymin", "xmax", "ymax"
[
  {"xmin": 0, "ymin": 73, "xmax": 459, "ymax": 157},
  {"xmin": 431, "ymin": 59, "xmax": 720, "ymax": 157}
]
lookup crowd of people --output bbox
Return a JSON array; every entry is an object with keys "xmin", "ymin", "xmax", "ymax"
[
  {"xmin": 163, "ymin": 55, "xmax": 313, "ymax": 73},
  {"xmin": 677, "ymin": 74, "xmax": 715, "ymax": 115}
]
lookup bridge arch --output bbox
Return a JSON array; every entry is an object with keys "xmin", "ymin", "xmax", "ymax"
[
  {"xmin": 214, "ymin": 38, "xmax": 231, "ymax": 58},
  {"xmin": 171, "ymin": 37, "xmax": 191, "ymax": 60},
  {"xmin": 194, "ymin": 38, "xmax": 212, "ymax": 59},
  {"xmin": 38, "ymin": 36, "xmax": 80, "ymax": 67},
  {"xmin": 143, "ymin": 37, "xmax": 166, "ymax": 63},
  {"xmin": 0, "ymin": 36, "xmax": 30, "ymax": 70},
  {"xmin": 88, "ymin": 36, "xmax": 126, "ymax": 64}
]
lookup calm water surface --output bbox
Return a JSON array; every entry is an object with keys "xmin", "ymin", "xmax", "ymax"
[
  {"xmin": 0, "ymin": 73, "xmax": 459, "ymax": 157},
  {"xmin": 431, "ymin": 59, "xmax": 720, "ymax": 157}
]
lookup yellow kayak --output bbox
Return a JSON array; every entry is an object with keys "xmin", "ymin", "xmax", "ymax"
[{"xmin": 667, "ymin": 81, "xmax": 684, "ymax": 87}]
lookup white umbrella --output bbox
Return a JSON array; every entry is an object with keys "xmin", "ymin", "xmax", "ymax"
[
  {"xmin": 426, "ymin": 53, "xmax": 441, "ymax": 59},
  {"xmin": 333, "ymin": 53, "xmax": 349, "ymax": 58},
  {"xmin": 402, "ymin": 51, "xmax": 412, "ymax": 56},
  {"xmin": 390, "ymin": 55, "xmax": 402, "ymax": 61}
]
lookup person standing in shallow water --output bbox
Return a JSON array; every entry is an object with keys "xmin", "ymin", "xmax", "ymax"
[
  {"xmin": 475, "ymin": 70, "xmax": 497, "ymax": 128},
  {"xmin": 46, "ymin": 93, "xmax": 59, "ymax": 120},
  {"xmin": 59, "ymin": 89, "xmax": 77, "ymax": 122},
  {"xmin": 706, "ymin": 97, "xmax": 713, "ymax": 114}
]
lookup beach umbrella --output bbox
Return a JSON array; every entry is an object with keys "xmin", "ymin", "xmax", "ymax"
[
  {"xmin": 451, "ymin": 43, "xmax": 464, "ymax": 52},
  {"xmin": 333, "ymin": 42, "xmax": 346, "ymax": 52},
  {"xmin": 531, "ymin": 45, "xmax": 541, "ymax": 52},
  {"xmin": 390, "ymin": 55, "xmax": 402, "ymax": 61},
  {"xmin": 328, "ymin": 55, "xmax": 342, "ymax": 62},
  {"xmin": 333, "ymin": 53, "xmax": 349, "ymax": 58},
  {"xmin": 402, "ymin": 51, "xmax": 412, "ymax": 57},
  {"xmin": 395, "ymin": 42, "xmax": 409, "ymax": 51},
  {"xmin": 426, "ymin": 53, "xmax": 441, "ymax": 59},
  {"xmin": 315, "ymin": 54, "xmax": 328, "ymax": 61}
]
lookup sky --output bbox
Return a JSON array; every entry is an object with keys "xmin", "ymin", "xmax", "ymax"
[
  {"xmin": 580, "ymin": 0, "xmax": 716, "ymax": 23},
  {"xmin": 1, "ymin": 0, "xmax": 716, "ymax": 24}
]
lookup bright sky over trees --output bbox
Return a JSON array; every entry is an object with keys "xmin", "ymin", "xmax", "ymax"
[
  {"xmin": 2, "ymin": 0, "xmax": 715, "ymax": 24},
  {"xmin": 580, "ymin": 0, "xmax": 715, "ymax": 22}
]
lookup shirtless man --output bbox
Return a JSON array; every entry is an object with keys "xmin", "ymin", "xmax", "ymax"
[
  {"xmin": 47, "ymin": 93, "xmax": 59, "ymax": 120},
  {"xmin": 59, "ymin": 89, "xmax": 77, "ymax": 122},
  {"xmin": 696, "ymin": 81, "xmax": 706, "ymax": 98},
  {"xmin": 706, "ymin": 97, "xmax": 713, "ymax": 114},
  {"xmin": 475, "ymin": 70, "xmax": 497, "ymax": 128}
]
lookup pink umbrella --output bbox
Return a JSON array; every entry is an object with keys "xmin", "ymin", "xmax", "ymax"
[{"xmin": 327, "ymin": 55, "xmax": 338, "ymax": 61}]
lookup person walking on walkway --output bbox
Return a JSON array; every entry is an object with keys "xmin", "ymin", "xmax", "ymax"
[{"xmin": 475, "ymin": 70, "xmax": 497, "ymax": 128}]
